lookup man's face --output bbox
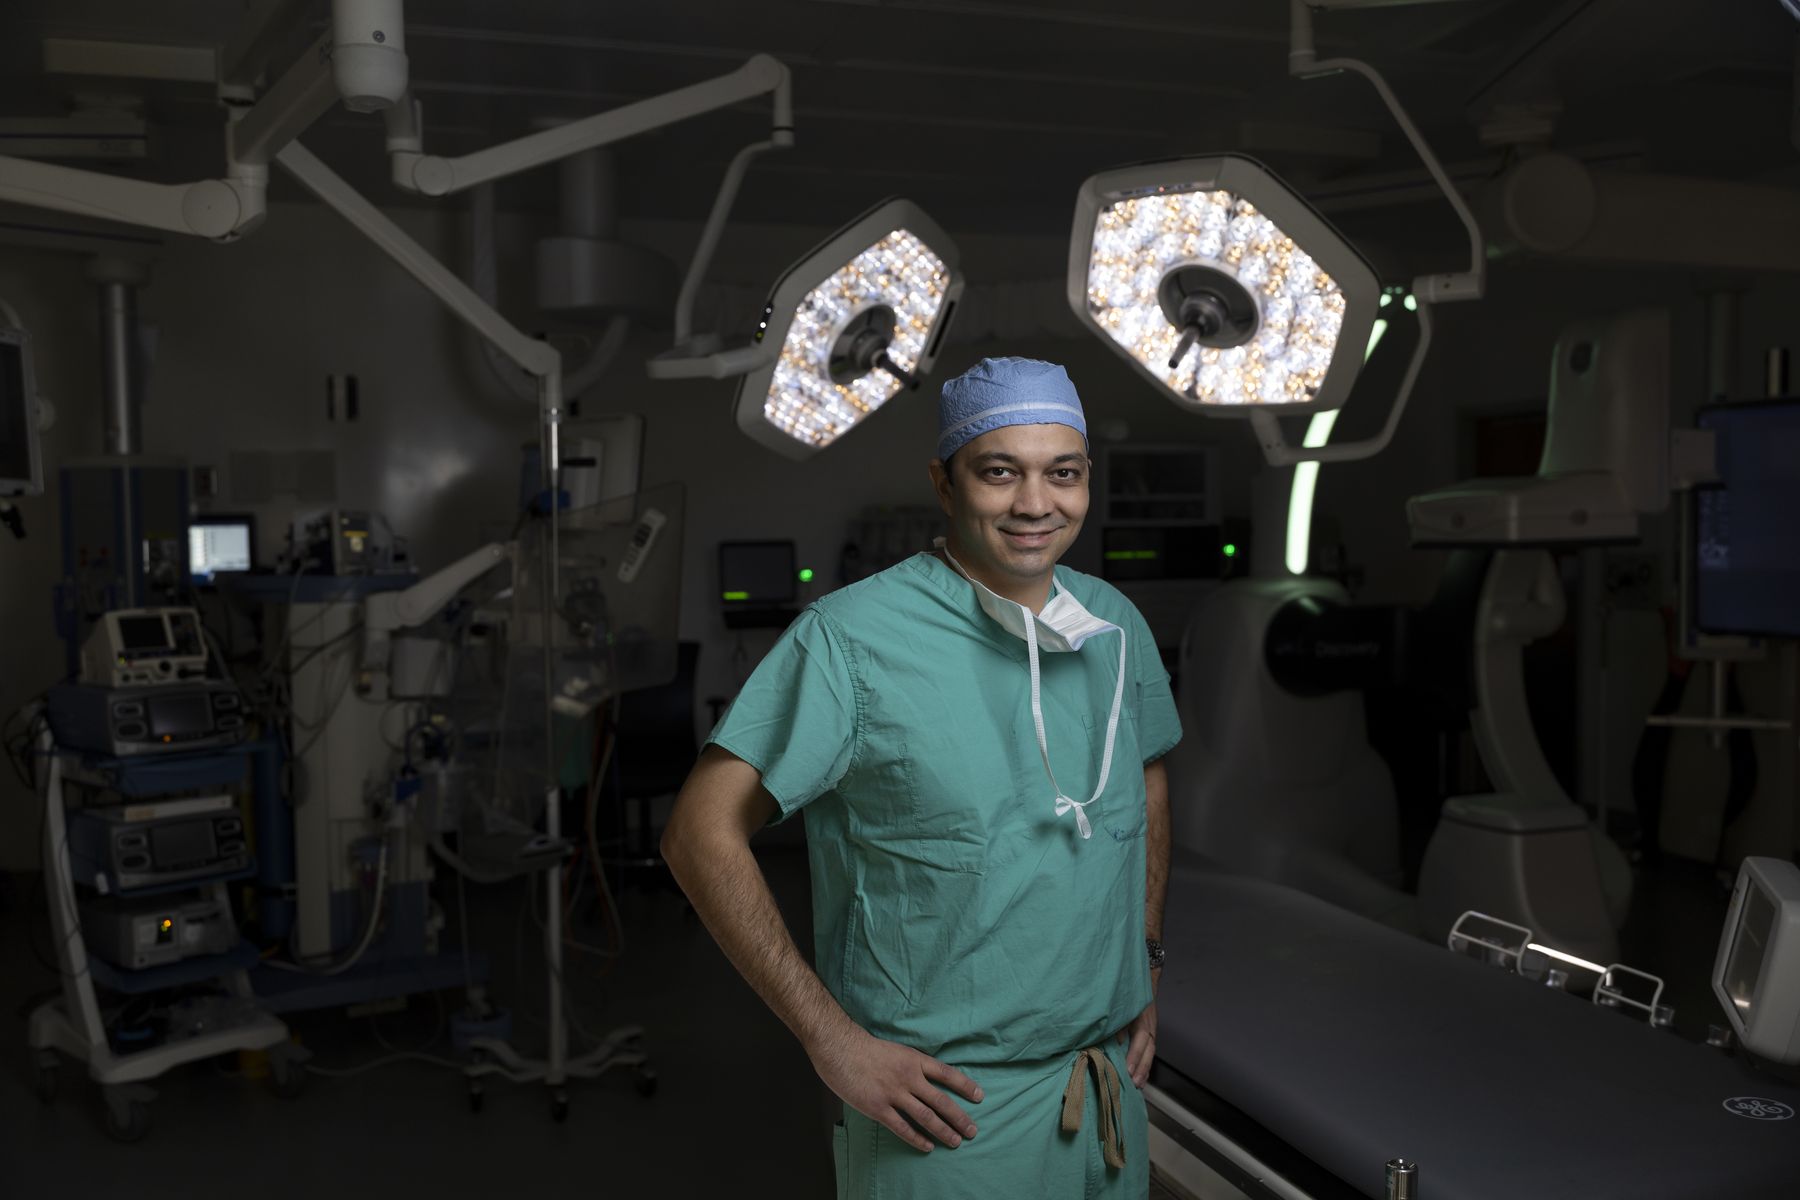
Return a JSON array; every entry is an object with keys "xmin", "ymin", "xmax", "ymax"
[{"xmin": 929, "ymin": 423, "xmax": 1090, "ymax": 590}]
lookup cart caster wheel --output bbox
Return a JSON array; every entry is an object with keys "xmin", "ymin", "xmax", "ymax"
[
  {"xmin": 633, "ymin": 1067, "xmax": 658, "ymax": 1099},
  {"xmin": 550, "ymin": 1089, "xmax": 569, "ymax": 1123},
  {"xmin": 101, "ymin": 1092, "xmax": 152, "ymax": 1144},
  {"xmin": 468, "ymin": 1084, "xmax": 484, "ymax": 1115},
  {"xmin": 34, "ymin": 1064, "xmax": 58, "ymax": 1105}
]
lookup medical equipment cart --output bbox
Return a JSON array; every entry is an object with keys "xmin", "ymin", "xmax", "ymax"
[{"xmin": 26, "ymin": 729, "xmax": 306, "ymax": 1141}]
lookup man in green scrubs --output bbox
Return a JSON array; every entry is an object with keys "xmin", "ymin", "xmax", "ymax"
[{"xmin": 663, "ymin": 357, "xmax": 1180, "ymax": 1198}]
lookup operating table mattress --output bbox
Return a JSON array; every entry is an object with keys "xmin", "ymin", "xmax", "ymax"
[{"xmin": 1155, "ymin": 856, "xmax": 1800, "ymax": 1200}]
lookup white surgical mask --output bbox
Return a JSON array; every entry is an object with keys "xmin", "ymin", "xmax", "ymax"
[{"xmin": 937, "ymin": 539, "xmax": 1127, "ymax": 840}]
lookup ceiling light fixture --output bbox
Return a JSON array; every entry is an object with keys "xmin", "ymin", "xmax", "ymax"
[
  {"xmin": 1066, "ymin": 0, "xmax": 1486, "ymax": 468},
  {"xmin": 732, "ymin": 198, "xmax": 961, "ymax": 459}
]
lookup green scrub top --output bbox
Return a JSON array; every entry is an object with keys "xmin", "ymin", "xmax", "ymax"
[{"xmin": 707, "ymin": 552, "xmax": 1182, "ymax": 1067}]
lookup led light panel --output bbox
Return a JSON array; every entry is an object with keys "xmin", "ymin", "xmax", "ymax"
[
  {"xmin": 1068, "ymin": 156, "xmax": 1377, "ymax": 417},
  {"xmin": 735, "ymin": 198, "xmax": 962, "ymax": 459}
]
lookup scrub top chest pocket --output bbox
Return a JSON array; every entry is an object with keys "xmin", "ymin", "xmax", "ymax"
[{"xmin": 1086, "ymin": 708, "xmax": 1146, "ymax": 842}]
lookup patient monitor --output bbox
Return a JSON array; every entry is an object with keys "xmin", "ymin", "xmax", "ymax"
[
  {"xmin": 0, "ymin": 321, "xmax": 43, "ymax": 497},
  {"xmin": 1715, "ymin": 856, "xmax": 1800, "ymax": 1065}
]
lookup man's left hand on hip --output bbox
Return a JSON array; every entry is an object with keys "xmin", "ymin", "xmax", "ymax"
[{"xmin": 1118, "ymin": 999, "xmax": 1157, "ymax": 1088}]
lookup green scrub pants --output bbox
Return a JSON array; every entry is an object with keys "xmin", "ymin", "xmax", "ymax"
[{"xmin": 832, "ymin": 1036, "xmax": 1149, "ymax": 1199}]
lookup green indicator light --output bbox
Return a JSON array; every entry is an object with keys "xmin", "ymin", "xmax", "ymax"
[
  {"xmin": 798, "ymin": 568, "xmax": 815, "ymax": 583},
  {"xmin": 722, "ymin": 591, "xmax": 749, "ymax": 601},
  {"xmin": 1223, "ymin": 543, "xmax": 1238, "ymax": 558},
  {"xmin": 1403, "ymin": 294, "xmax": 1418, "ymax": 312},
  {"xmin": 1103, "ymin": 550, "xmax": 1159, "ymax": 561}
]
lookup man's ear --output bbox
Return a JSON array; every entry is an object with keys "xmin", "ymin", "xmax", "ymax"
[{"xmin": 927, "ymin": 457, "xmax": 955, "ymax": 517}]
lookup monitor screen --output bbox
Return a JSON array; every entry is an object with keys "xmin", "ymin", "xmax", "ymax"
[
  {"xmin": 1101, "ymin": 525, "xmax": 1223, "ymax": 582},
  {"xmin": 1696, "ymin": 401, "xmax": 1800, "ymax": 636},
  {"xmin": 116, "ymin": 614, "xmax": 172, "ymax": 654},
  {"xmin": 151, "ymin": 817, "xmax": 215, "ymax": 865},
  {"xmin": 148, "ymin": 692, "xmax": 211, "ymax": 738},
  {"xmin": 190, "ymin": 519, "xmax": 254, "ymax": 582},
  {"xmin": 1723, "ymin": 882, "xmax": 1778, "ymax": 1021},
  {"xmin": 0, "ymin": 333, "xmax": 39, "ymax": 494},
  {"xmin": 720, "ymin": 541, "xmax": 797, "ymax": 605}
]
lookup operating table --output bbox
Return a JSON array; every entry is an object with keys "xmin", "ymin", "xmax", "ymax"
[{"xmin": 1149, "ymin": 853, "xmax": 1800, "ymax": 1200}]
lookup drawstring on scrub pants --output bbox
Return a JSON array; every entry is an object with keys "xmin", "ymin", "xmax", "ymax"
[{"xmin": 1061, "ymin": 1046, "xmax": 1127, "ymax": 1169}]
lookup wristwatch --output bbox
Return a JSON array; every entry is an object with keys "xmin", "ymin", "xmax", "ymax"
[{"xmin": 1146, "ymin": 938, "xmax": 1165, "ymax": 972}]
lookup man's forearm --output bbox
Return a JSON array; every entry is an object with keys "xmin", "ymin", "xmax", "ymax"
[
  {"xmin": 1144, "ymin": 759, "xmax": 1170, "ymax": 942},
  {"xmin": 665, "ymin": 825, "xmax": 854, "ymax": 1054}
]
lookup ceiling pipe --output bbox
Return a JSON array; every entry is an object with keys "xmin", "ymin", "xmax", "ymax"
[{"xmin": 89, "ymin": 256, "xmax": 148, "ymax": 456}]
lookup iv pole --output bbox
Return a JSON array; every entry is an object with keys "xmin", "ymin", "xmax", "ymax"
[
  {"xmin": 279, "ymin": 52, "xmax": 793, "ymax": 1113},
  {"xmin": 0, "ymin": 0, "xmax": 793, "ymax": 1119}
]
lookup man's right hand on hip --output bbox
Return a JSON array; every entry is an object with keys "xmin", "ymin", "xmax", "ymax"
[{"xmin": 808, "ymin": 1023, "xmax": 984, "ymax": 1154}]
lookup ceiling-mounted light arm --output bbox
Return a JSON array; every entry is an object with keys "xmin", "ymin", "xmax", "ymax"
[
  {"xmin": 1250, "ymin": 299, "xmax": 1432, "ymax": 465},
  {"xmin": 0, "ymin": 0, "xmax": 396, "ymax": 241},
  {"xmin": 275, "ymin": 140, "xmax": 562, "ymax": 414},
  {"xmin": 388, "ymin": 54, "xmax": 793, "ymax": 198},
  {"xmin": 1232, "ymin": 0, "xmax": 1478, "ymax": 466},
  {"xmin": 674, "ymin": 136, "xmax": 783, "ymax": 349},
  {"xmin": 0, "ymin": 156, "xmax": 247, "ymax": 239},
  {"xmin": 1289, "ymin": 0, "xmax": 1484, "ymax": 305},
  {"xmin": 642, "ymin": 342, "xmax": 774, "ymax": 381},
  {"xmin": 0, "ymin": 24, "xmax": 344, "ymax": 240},
  {"xmin": 225, "ymin": 30, "xmax": 342, "ymax": 173}
]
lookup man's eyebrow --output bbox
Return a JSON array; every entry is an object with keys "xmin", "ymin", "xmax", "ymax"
[{"xmin": 967, "ymin": 450, "xmax": 1091, "ymax": 469}]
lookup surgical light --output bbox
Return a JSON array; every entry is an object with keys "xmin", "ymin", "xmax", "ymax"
[
  {"xmin": 734, "ymin": 198, "xmax": 962, "ymax": 460},
  {"xmin": 1065, "ymin": 1, "xmax": 1487, "ymax": 470},
  {"xmin": 1068, "ymin": 155, "xmax": 1379, "ymax": 421}
]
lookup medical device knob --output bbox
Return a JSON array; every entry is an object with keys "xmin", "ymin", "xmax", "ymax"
[{"xmin": 1385, "ymin": 1158, "xmax": 1418, "ymax": 1200}]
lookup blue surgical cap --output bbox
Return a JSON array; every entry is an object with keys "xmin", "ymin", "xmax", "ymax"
[{"xmin": 936, "ymin": 357, "xmax": 1087, "ymax": 462}]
